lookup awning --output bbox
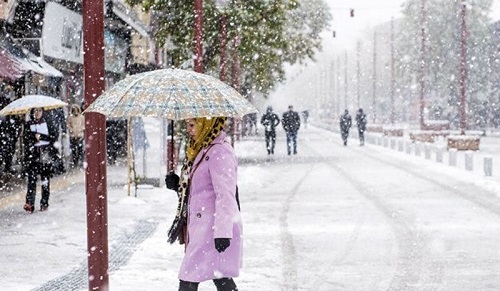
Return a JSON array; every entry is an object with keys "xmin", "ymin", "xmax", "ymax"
[
  {"xmin": 111, "ymin": 0, "xmax": 150, "ymax": 38},
  {"xmin": 0, "ymin": 32, "xmax": 63, "ymax": 80},
  {"xmin": 0, "ymin": 49, "xmax": 24, "ymax": 81}
]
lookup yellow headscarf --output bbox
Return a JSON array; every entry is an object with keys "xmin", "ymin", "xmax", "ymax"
[{"xmin": 186, "ymin": 117, "xmax": 227, "ymax": 161}]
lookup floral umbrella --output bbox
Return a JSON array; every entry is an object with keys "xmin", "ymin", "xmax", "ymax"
[
  {"xmin": 0, "ymin": 95, "xmax": 67, "ymax": 116},
  {"xmin": 84, "ymin": 68, "xmax": 258, "ymax": 196},
  {"xmin": 84, "ymin": 68, "xmax": 258, "ymax": 119}
]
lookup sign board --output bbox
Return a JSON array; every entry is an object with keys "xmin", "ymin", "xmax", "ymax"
[
  {"xmin": 1, "ymin": 0, "xmax": 17, "ymax": 21},
  {"xmin": 42, "ymin": 2, "xmax": 83, "ymax": 64}
]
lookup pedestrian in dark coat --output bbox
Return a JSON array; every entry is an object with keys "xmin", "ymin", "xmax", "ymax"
[
  {"xmin": 340, "ymin": 109, "xmax": 352, "ymax": 146},
  {"xmin": 0, "ymin": 115, "xmax": 20, "ymax": 174},
  {"xmin": 260, "ymin": 106, "xmax": 280, "ymax": 155},
  {"xmin": 165, "ymin": 117, "xmax": 242, "ymax": 291},
  {"xmin": 45, "ymin": 108, "xmax": 67, "ymax": 174},
  {"xmin": 282, "ymin": 105, "xmax": 301, "ymax": 155},
  {"xmin": 355, "ymin": 108, "xmax": 367, "ymax": 146},
  {"xmin": 23, "ymin": 107, "xmax": 56, "ymax": 213},
  {"xmin": 0, "ymin": 95, "xmax": 20, "ymax": 175}
]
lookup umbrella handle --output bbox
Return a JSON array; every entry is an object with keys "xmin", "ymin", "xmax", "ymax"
[{"xmin": 170, "ymin": 120, "xmax": 174, "ymax": 174}]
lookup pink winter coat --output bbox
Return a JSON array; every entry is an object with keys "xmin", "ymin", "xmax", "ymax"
[{"xmin": 178, "ymin": 131, "xmax": 243, "ymax": 282}]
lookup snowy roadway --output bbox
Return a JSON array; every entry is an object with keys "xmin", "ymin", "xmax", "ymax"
[{"xmin": 1, "ymin": 123, "xmax": 499, "ymax": 290}]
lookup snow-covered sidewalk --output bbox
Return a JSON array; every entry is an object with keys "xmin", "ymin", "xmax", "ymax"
[{"xmin": 1, "ymin": 122, "xmax": 500, "ymax": 291}]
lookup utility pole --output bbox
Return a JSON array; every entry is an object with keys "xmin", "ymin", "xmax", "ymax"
[{"xmin": 372, "ymin": 31, "xmax": 377, "ymax": 123}]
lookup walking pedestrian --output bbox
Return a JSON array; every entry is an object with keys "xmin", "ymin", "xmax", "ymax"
[
  {"xmin": 0, "ymin": 94, "xmax": 20, "ymax": 175},
  {"xmin": 67, "ymin": 104, "xmax": 85, "ymax": 168},
  {"xmin": 132, "ymin": 117, "xmax": 149, "ymax": 152},
  {"xmin": 282, "ymin": 105, "xmax": 301, "ymax": 155},
  {"xmin": 247, "ymin": 112, "xmax": 258, "ymax": 136},
  {"xmin": 301, "ymin": 110, "xmax": 309, "ymax": 129},
  {"xmin": 355, "ymin": 108, "xmax": 367, "ymax": 146},
  {"xmin": 340, "ymin": 109, "xmax": 352, "ymax": 146},
  {"xmin": 23, "ymin": 107, "xmax": 56, "ymax": 213},
  {"xmin": 260, "ymin": 106, "xmax": 280, "ymax": 155},
  {"xmin": 45, "ymin": 108, "xmax": 67, "ymax": 174},
  {"xmin": 165, "ymin": 117, "xmax": 242, "ymax": 291}
]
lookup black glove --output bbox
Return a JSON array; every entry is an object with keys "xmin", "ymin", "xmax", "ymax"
[
  {"xmin": 165, "ymin": 173, "xmax": 180, "ymax": 191},
  {"xmin": 214, "ymin": 238, "xmax": 231, "ymax": 253}
]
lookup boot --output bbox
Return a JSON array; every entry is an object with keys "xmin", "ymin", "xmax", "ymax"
[
  {"xmin": 23, "ymin": 203, "xmax": 34, "ymax": 213},
  {"xmin": 214, "ymin": 278, "xmax": 238, "ymax": 291},
  {"xmin": 179, "ymin": 280, "xmax": 199, "ymax": 291}
]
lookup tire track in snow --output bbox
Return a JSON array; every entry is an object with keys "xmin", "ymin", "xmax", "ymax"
[
  {"xmin": 330, "ymin": 162, "xmax": 427, "ymax": 290},
  {"xmin": 304, "ymin": 140, "xmax": 427, "ymax": 290},
  {"xmin": 279, "ymin": 169, "xmax": 312, "ymax": 291},
  {"xmin": 310, "ymin": 201, "xmax": 368, "ymax": 290}
]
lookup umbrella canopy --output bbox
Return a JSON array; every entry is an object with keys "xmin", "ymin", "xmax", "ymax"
[
  {"xmin": 84, "ymin": 69, "xmax": 258, "ymax": 120},
  {"xmin": 0, "ymin": 95, "xmax": 67, "ymax": 116}
]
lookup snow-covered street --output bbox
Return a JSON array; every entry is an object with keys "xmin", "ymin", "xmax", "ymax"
[{"xmin": 1, "ymin": 122, "xmax": 500, "ymax": 290}]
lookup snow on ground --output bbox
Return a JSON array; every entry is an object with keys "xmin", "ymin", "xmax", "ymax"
[{"xmin": 1, "ymin": 119, "xmax": 499, "ymax": 290}]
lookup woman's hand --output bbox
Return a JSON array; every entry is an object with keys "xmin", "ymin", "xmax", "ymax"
[
  {"xmin": 165, "ymin": 173, "xmax": 180, "ymax": 191},
  {"xmin": 214, "ymin": 238, "xmax": 231, "ymax": 253}
]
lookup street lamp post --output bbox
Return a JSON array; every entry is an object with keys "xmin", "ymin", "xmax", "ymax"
[
  {"xmin": 215, "ymin": 0, "xmax": 230, "ymax": 82},
  {"xmin": 337, "ymin": 55, "xmax": 341, "ymax": 115},
  {"xmin": 459, "ymin": 2, "xmax": 468, "ymax": 135},
  {"xmin": 230, "ymin": 36, "xmax": 241, "ymax": 145},
  {"xmin": 82, "ymin": 0, "xmax": 108, "ymax": 290},
  {"xmin": 344, "ymin": 50, "xmax": 348, "ymax": 110},
  {"xmin": 194, "ymin": 0, "xmax": 203, "ymax": 73},
  {"xmin": 419, "ymin": 0, "xmax": 426, "ymax": 129},
  {"xmin": 215, "ymin": 0, "xmax": 235, "ymax": 144},
  {"xmin": 390, "ymin": 17, "xmax": 395, "ymax": 124},
  {"xmin": 372, "ymin": 31, "xmax": 377, "ymax": 123},
  {"xmin": 356, "ymin": 41, "xmax": 361, "ymax": 109}
]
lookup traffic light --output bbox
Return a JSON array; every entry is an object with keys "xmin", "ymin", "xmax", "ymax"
[
  {"xmin": 333, "ymin": 31, "xmax": 336, "ymax": 38},
  {"xmin": 350, "ymin": 9, "xmax": 354, "ymax": 17}
]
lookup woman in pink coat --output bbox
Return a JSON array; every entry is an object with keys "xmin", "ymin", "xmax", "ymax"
[{"xmin": 165, "ymin": 117, "xmax": 242, "ymax": 291}]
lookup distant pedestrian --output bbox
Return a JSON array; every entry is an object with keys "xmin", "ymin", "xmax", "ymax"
[
  {"xmin": 132, "ymin": 117, "xmax": 149, "ymax": 151},
  {"xmin": 355, "ymin": 108, "xmax": 367, "ymax": 146},
  {"xmin": 23, "ymin": 107, "xmax": 56, "ymax": 213},
  {"xmin": 165, "ymin": 117, "xmax": 242, "ymax": 291},
  {"xmin": 106, "ymin": 118, "xmax": 127, "ymax": 164},
  {"xmin": 260, "ymin": 106, "xmax": 280, "ymax": 155},
  {"xmin": 247, "ymin": 112, "xmax": 258, "ymax": 136},
  {"xmin": 301, "ymin": 110, "xmax": 309, "ymax": 129},
  {"xmin": 340, "ymin": 109, "xmax": 352, "ymax": 146},
  {"xmin": 0, "ymin": 95, "xmax": 20, "ymax": 175},
  {"xmin": 45, "ymin": 108, "xmax": 67, "ymax": 175},
  {"xmin": 282, "ymin": 105, "xmax": 301, "ymax": 155},
  {"xmin": 67, "ymin": 104, "xmax": 85, "ymax": 168},
  {"xmin": 0, "ymin": 116, "xmax": 16, "ymax": 174}
]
